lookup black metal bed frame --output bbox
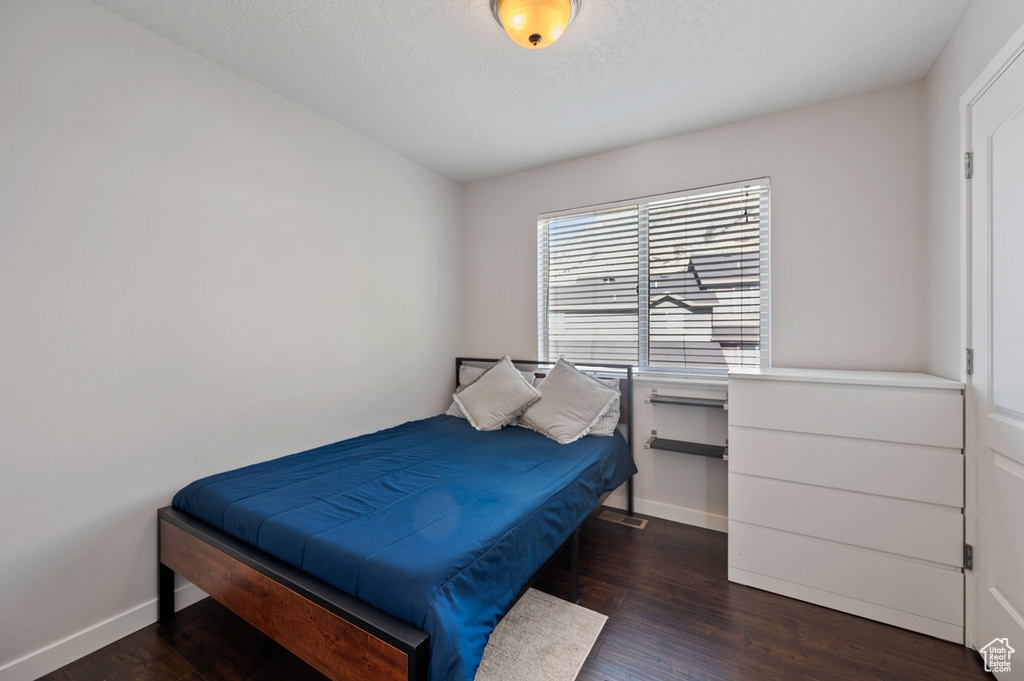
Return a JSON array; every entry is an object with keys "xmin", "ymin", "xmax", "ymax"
[{"xmin": 158, "ymin": 357, "xmax": 636, "ymax": 681}]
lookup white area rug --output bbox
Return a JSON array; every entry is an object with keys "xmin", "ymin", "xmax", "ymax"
[{"xmin": 475, "ymin": 589, "xmax": 607, "ymax": 681}]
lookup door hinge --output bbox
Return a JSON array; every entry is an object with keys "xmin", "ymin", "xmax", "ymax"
[
  {"xmin": 966, "ymin": 348, "xmax": 974, "ymax": 375},
  {"xmin": 964, "ymin": 543, "xmax": 974, "ymax": 571},
  {"xmin": 965, "ymin": 152, "xmax": 974, "ymax": 179}
]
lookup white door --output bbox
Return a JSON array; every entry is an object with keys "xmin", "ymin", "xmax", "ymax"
[{"xmin": 968, "ymin": 34, "xmax": 1024, "ymax": 681}]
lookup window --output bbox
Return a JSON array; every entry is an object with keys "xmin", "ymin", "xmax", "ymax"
[{"xmin": 538, "ymin": 179, "xmax": 770, "ymax": 374}]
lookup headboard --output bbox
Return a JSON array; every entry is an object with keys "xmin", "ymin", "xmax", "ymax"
[{"xmin": 454, "ymin": 357, "xmax": 632, "ymax": 426}]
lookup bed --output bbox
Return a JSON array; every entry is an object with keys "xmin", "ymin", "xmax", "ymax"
[{"xmin": 158, "ymin": 357, "xmax": 635, "ymax": 681}]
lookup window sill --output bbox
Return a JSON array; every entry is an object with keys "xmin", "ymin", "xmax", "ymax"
[{"xmin": 632, "ymin": 371, "xmax": 729, "ymax": 390}]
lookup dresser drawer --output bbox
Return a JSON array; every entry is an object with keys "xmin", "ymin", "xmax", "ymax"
[
  {"xmin": 728, "ymin": 523, "xmax": 964, "ymax": 642},
  {"xmin": 729, "ymin": 474, "xmax": 963, "ymax": 565},
  {"xmin": 728, "ymin": 426, "xmax": 963, "ymax": 507},
  {"xmin": 728, "ymin": 378, "xmax": 962, "ymax": 448}
]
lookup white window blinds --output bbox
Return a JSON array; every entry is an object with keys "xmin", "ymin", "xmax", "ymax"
[
  {"xmin": 538, "ymin": 180, "xmax": 770, "ymax": 374},
  {"xmin": 538, "ymin": 205, "xmax": 640, "ymax": 365}
]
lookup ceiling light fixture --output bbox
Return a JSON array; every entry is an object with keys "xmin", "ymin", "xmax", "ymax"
[{"xmin": 490, "ymin": 0, "xmax": 581, "ymax": 49}]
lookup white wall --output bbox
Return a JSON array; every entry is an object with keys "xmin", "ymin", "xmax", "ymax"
[
  {"xmin": 463, "ymin": 82, "xmax": 928, "ymax": 527},
  {"xmin": 0, "ymin": 0, "xmax": 462, "ymax": 678},
  {"xmin": 925, "ymin": 0, "xmax": 1024, "ymax": 380},
  {"xmin": 463, "ymin": 82, "xmax": 928, "ymax": 371}
]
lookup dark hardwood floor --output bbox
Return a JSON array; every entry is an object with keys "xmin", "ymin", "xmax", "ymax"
[{"xmin": 39, "ymin": 508, "xmax": 991, "ymax": 681}]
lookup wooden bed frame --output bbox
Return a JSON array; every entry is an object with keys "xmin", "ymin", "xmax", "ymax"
[{"xmin": 158, "ymin": 358, "xmax": 633, "ymax": 681}]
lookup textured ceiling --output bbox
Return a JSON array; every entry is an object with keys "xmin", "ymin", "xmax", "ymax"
[{"xmin": 91, "ymin": 0, "xmax": 970, "ymax": 183}]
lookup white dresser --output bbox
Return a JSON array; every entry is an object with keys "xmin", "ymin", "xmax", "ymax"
[{"xmin": 727, "ymin": 367, "xmax": 965, "ymax": 643}]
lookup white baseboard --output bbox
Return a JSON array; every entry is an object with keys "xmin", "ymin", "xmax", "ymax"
[
  {"xmin": 604, "ymin": 491, "xmax": 728, "ymax": 533},
  {"xmin": 0, "ymin": 584, "xmax": 206, "ymax": 681}
]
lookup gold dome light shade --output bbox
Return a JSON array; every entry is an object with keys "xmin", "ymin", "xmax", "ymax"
[{"xmin": 490, "ymin": 0, "xmax": 581, "ymax": 49}]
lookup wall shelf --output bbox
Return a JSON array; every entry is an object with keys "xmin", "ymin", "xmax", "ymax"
[
  {"xmin": 645, "ymin": 431, "xmax": 727, "ymax": 459},
  {"xmin": 646, "ymin": 393, "xmax": 727, "ymax": 409},
  {"xmin": 643, "ymin": 388, "xmax": 729, "ymax": 460}
]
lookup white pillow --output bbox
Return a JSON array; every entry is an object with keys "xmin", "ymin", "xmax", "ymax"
[
  {"xmin": 446, "ymin": 364, "xmax": 537, "ymax": 419},
  {"xmin": 452, "ymin": 356, "xmax": 541, "ymax": 431},
  {"xmin": 520, "ymin": 358, "xmax": 619, "ymax": 444},
  {"xmin": 587, "ymin": 376, "xmax": 621, "ymax": 436},
  {"xmin": 532, "ymin": 375, "xmax": 620, "ymax": 435}
]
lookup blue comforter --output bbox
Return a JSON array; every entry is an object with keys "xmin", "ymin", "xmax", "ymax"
[{"xmin": 172, "ymin": 414, "xmax": 635, "ymax": 681}]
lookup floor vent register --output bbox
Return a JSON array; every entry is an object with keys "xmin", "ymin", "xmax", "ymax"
[{"xmin": 598, "ymin": 509, "xmax": 647, "ymax": 529}]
